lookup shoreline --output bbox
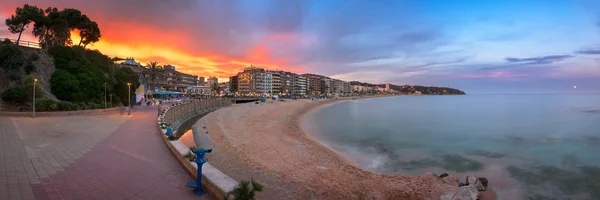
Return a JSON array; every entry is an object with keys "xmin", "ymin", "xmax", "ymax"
[
  {"xmin": 298, "ymin": 95, "xmax": 396, "ymax": 168},
  {"xmin": 197, "ymin": 95, "xmax": 463, "ymax": 199}
]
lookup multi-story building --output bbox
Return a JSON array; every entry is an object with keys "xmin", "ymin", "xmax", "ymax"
[
  {"xmin": 229, "ymin": 75, "xmax": 238, "ymax": 93},
  {"xmin": 295, "ymin": 75, "xmax": 307, "ymax": 95},
  {"xmin": 237, "ymin": 66, "xmax": 266, "ymax": 95},
  {"xmin": 343, "ymin": 82, "xmax": 351, "ymax": 94},
  {"xmin": 301, "ymin": 74, "xmax": 325, "ymax": 96},
  {"xmin": 207, "ymin": 77, "xmax": 218, "ymax": 87},
  {"xmin": 163, "ymin": 65, "xmax": 198, "ymax": 92},
  {"xmin": 279, "ymin": 71, "xmax": 296, "ymax": 95},
  {"xmin": 264, "ymin": 71, "xmax": 273, "ymax": 95},
  {"xmin": 198, "ymin": 76, "xmax": 206, "ymax": 85},
  {"xmin": 271, "ymin": 71, "xmax": 282, "ymax": 94}
]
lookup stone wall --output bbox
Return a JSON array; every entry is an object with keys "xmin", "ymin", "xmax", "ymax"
[{"xmin": 160, "ymin": 99, "xmax": 234, "ymax": 133}]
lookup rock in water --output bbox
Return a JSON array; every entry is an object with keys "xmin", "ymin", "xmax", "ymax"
[{"xmin": 441, "ymin": 185, "xmax": 479, "ymax": 200}]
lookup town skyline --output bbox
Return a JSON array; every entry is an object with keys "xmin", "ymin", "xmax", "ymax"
[{"xmin": 2, "ymin": 0, "xmax": 600, "ymax": 94}]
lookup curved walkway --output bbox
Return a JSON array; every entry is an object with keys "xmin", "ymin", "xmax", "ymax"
[{"xmin": 0, "ymin": 106, "xmax": 208, "ymax": 200}]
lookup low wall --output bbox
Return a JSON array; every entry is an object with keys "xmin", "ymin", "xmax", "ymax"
[
  {"xmin": 0, "ymin": 107, "xmax": 121, "ymax": 116},
  {"xmin": 157, "ymin": 99, "xmax": 238, "ymax": 199}
]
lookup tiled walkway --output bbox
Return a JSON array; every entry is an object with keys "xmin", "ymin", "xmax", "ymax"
[{"xmin": 0, "ymin": 106, "xmax": 209, "ymax": 200}]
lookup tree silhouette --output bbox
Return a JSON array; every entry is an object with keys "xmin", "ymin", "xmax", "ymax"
[
  {"xmin": 146, "ymin": 61, "xmax": 163, "ymax": 91},
  {"xmin": 4, "ymin": 4, "xmax": 44, "ymax": 45}
]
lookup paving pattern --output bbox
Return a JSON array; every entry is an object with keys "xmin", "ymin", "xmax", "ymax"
[{"xmin": 0, "ymin": 106, "xmax": 210, "ymax": 200}]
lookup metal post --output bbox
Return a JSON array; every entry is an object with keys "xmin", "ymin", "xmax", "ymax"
[
  {"xmin": 32, "ymin": 78, "xmax": 37, "ymax": 118},
  {"xmin": 127, "ymin": 82, "xmax": 131, "ymax": 115},
  {"xmin": 186, "ymin": 148, "xmax": 213, "ymax": 195}
]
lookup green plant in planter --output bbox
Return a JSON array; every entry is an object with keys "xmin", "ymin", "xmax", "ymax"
[
  {"xmin": 224, "ymin": 179, "xmax": 264, "ymax": 200},
  {"xmin": 183, "ymin": 152, "xmax": 196, "ymax": 162},
  {"xmin": 167, "ymin": 135, "xmax": 177, "ymax": 141}
]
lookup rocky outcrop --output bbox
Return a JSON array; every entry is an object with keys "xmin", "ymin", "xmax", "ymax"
[{"xmin": 19, "ymin": 47, "xmax": 57, "ymax": 100}]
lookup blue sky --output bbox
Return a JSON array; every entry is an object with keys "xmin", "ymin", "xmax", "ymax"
[
  {"xmin": 2, "ymin": 0, "xmax": 600, "ymax": 94},
  {"xmin": 294, "ymin": 0, "xmax": 600, "ymax": 94}
]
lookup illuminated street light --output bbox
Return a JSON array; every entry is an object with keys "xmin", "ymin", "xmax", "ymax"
[
  {"xmin": 127, "ymin": 82, "xmax": 132, "ymax": 115},
  {"xmin": 32, "ymin": 78, "xmax": 37, "ymax": 118}
]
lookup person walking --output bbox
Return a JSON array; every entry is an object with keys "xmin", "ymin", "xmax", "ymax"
[{"xmin": 158, "ymin": 105, "xmax": 162, "ymax": 116}]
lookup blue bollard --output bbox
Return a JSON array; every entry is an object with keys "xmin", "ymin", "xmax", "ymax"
[{"xmin": 186, "ymin": 148, "xmax": 213, "ymax": 195}]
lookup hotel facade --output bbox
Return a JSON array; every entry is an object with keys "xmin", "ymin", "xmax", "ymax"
[{"xmin": 229, "ymin": 66, "xmax": 352, "ymax": 96}]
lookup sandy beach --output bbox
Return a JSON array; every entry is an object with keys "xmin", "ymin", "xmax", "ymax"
[{"xmin": 196, "ymin": 97, "xmax": 464, "ymax": 199}]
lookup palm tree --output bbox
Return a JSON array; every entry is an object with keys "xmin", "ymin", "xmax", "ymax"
[{"xmin": 146, "ymin": 61, "xmax": 163, "ymax": 91}]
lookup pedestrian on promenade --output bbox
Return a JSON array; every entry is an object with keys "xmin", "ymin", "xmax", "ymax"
[{"xmin": 166, "ymin": 124, "xmax": 173, "ymax": 136}]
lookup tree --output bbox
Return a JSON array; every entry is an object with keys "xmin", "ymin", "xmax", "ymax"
[
  {"xmin": 146, "ymin": 61, "xmax": 163, "ymax": 91},
  {"xmin": 114, "ymin": 67, "xmax": 139, "ymax": 106},
  {"xmin": 77, "ymin": 17, "xmax": 101, "ymax": 48},
  {"xmin": 51, "ymin": 69, "xmax": 80, "ymax": 102},
  {"xmin": 4, "ymin": 4, "xmax": 44, "ymax": 45}
]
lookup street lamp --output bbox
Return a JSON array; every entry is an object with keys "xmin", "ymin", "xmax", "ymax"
[
  {"xmin": 127, "ymin": 82, "xmax": 131, "ymax": 115},
  {"xmin": 104, "ymin": 82, "xmax": 107, "ymax": 111},
  {"xmin": 32, "ymin": 78, "xmax": 37, "ymax": 118}
]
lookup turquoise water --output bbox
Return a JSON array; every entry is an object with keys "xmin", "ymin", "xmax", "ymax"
[{"xmin": 306, "ymin": 95, "xmax": 600, "ymax": 199}]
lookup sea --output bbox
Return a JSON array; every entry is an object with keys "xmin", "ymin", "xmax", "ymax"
[{"xmin": 304, "ymin": 94, "xmax": 600, "ymax": 199}]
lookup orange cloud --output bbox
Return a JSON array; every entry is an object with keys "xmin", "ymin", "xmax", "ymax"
[{"xmin": 2, "ymin": 6, "xmax": 303, "ymax": 82}]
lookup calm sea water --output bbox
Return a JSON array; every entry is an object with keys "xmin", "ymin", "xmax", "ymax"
[{"xmin": 305, "ymin": 95, "xmax": 600, "ymax": 199}]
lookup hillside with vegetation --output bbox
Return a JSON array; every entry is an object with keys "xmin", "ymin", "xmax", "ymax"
[
  {"xmin": 0, "ymin": 4, "xmax": 139, "ymax": 111},
  {"xmin": 350, "ymin": 81, "xmax": 466, "ymax": 95}
]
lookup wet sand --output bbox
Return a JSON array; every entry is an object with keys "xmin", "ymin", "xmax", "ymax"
[{"xmin": 196, "ymin": 97, "xmax": 464, "ymax": 199}]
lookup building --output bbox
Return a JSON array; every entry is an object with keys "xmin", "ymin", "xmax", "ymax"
[
  {"xmin": 198, "ymin": 76, "xmax": 206, "ymax": 85},
  {"xmin": 302, "ymin": 74, "xmax": 325, "ymax": 96},
  {"xmin": 272, "ymin": 71, "xmax": 282, "ymax": 94},
  {"xmin": 229, "ymin": 75, "xmax": 238, "ymax": 93},
  {"xmin": 294, "ymin": 75, "xmax": 307, "ymax": 95},
  {"xmin": 237, "ymin": 66, "xmax": 266, "ymax": 95},
  {"xmin": 218, "ymin": 82, "xmax": 229, "ymax": 91},
  {"xmin": 264, "ymin": 71, "xmax": 273, "ymax": 95},
  {"xmin": 163, "ymin": 65, "xmax": 199, "ymax": 93},
  {"xmin": 188, "ymin": 85, "xmax": 211, "ymax": 95},
  {"xmin": 207, "ymin": 77, "xmax": 218, "ymax": 87}
]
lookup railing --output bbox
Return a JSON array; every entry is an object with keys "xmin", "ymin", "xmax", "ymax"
[
  {"xmin": 0, "ymin": 37, "xmax": 41, "ymax": 49},
  {"xmin": 160, "ymin": 99, "xmax": 234, "ymax": 133}
]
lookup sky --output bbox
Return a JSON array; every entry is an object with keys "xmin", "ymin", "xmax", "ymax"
[{"xmin": 1, "ymin": 0, "xmax": 600, "ymax": 94}]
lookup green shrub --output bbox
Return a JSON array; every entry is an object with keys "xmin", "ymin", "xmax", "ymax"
[
  {"xmin": 29, "ymin": 54, "xmax": 40, "ymax": 62},
  {"xmin": 224, "ymin": 179, "xmax": 264, "ymax": 200},
  {"xmin": 57, "ymin": 101, "xmax": 79, "ymax": 111},
  {"xmin": 0, "ymin": 44, "xmax": 24, "ymax": 71},
  {"xmin": 1, "ymin": 86, "xmax": 27, "ymax": 104},
  {"xmin": 24, "ymin": 62, "xmax": 35, "ymax": 74},
  {"xmin": 78, "ymin": 102, "xmax": 87, "ymax": 110},
  {"xmin": 167, "ymin": 135, "xmax": 177, "ymax": 141},
  {"xmin": 1, "ymin": 39, "xmax": 12, "ymax": 45},
  {"xmin": 35, "ymin": 99, "xmax": 58, "ymax": 112}
]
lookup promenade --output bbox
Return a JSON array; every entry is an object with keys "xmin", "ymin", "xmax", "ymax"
[{"xmin": 0, "ymin": 106, "xmax": 208, "ymax": 200}]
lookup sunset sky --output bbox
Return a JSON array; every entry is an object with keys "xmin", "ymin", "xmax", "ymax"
[{"xmin": 2, "ymin": 0, "xmax": 600, "ymax": 94}]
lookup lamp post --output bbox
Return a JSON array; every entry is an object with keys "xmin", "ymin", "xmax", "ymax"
[
  {"xmin": 32, "ymin": 78, "xmax": 37, "ymax": 118},
  {"xmin": 104, "ymin": 82, "xmax": 107, "ymax": 111},
  {"xmin": 127, "ymin": 82, "xmax": 131, "ymax": 115}
]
